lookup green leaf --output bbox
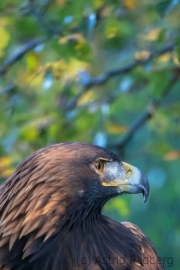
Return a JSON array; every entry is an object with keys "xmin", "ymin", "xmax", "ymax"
[{"xmin": 150, "ymin": 71, "xmax": 169, "ymax": 99}]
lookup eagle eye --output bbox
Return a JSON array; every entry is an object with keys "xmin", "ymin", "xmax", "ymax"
[{"xmin": 95, "ymin": 159, "xmax": 104, "ymax": 173}]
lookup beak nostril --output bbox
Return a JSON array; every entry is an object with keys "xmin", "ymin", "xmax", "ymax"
[
  {"xmin": 122, "ymin": 162, "xmax": 133, "ymax": 178},
  {"xmin": 126, "ymin": 169, "xmax": 133, "ymax": 178}
]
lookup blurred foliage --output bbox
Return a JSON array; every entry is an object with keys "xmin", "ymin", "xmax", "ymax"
[{"xmin": 0, "ymin": 0, "xmax": 180, "ymax": 268}]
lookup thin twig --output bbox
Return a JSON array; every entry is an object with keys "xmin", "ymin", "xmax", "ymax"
[{"xmin": 109, "ymin": 68, "xmax": 180, "ymax": 150}]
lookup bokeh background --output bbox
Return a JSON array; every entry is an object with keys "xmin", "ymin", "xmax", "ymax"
[{"xmin": 0, "ymin": 0, "xmax": 179, "ymax": 268}]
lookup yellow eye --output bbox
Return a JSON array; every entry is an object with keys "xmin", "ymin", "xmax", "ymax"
[{"xmin": 95, "ymin": 160, "xmax": 104, "ymax": 172}]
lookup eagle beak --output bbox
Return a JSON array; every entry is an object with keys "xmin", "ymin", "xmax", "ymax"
[
  {"xmin": 121, "ymin": 162, "xmax": 149, "ymax": 203},
  {"xmin": 102, "ymin": 162, "xmax": 149, "ymax": 202}
]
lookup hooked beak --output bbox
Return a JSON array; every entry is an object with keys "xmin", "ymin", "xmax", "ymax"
[
  {"xmin": 121, "ymin": 162, "xmax": 149, "ymax": 202},
  {"xmin": 102, "ymin": 162, "xmax": 149, "ymax": 202}
]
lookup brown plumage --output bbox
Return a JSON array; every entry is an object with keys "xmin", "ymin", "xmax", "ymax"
[{"xmin": 0, "ymin": 143, "xmax": 164, "ymax": 270}]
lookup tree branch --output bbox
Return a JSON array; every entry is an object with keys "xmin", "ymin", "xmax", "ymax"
[
  {"xmin": 82, "ymin": 43, "xmax": 174, "ymax": 90},
  {"xmin": 66, "ymin": 43, "xmax": 174, "ymax": 111},
  {"xmin": 0, "ymin": 38, "xmax": 44, "ymax": 77},
  {"xmin": 0, "ymin": 84, "xmax": 16, "ymax": 96},
  {"xmin": 109, "ymin": 68, "xmax": 180, "ymax": 150}
]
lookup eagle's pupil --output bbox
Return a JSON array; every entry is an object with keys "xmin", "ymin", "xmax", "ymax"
[
  {"xmin": 95, "ymin": 160, "xmax": 104, "ymax": 172},
  {"xmin": 97, "ymin": 162, "xmax": 101, "ymax": 170}
]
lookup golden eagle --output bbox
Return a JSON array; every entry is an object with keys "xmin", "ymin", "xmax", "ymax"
[{"xmin": 0, "ymin": 143, "xmax": 164, "ymax": 270}]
